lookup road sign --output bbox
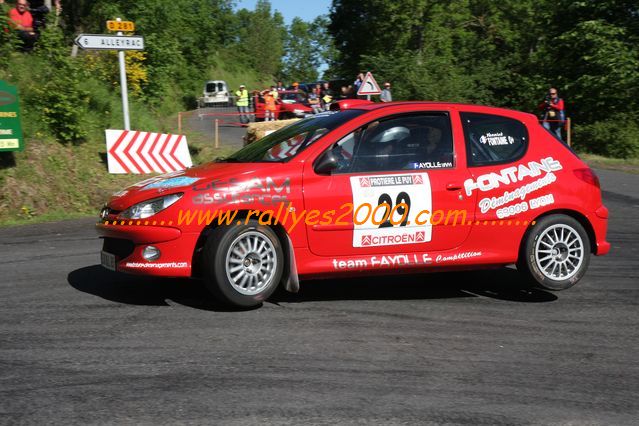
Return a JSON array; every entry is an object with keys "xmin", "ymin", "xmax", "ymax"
[
  {"xmin": 357, "ymin": 72, "xmax": 382, "ymax": 96},
  {"xmin": 74, "ymin": 34, "xmax": 144, "ymax": 51},
  {"xmin": 107, "ymin": 20, "xmax": 135, "ymax": 32},
  {"xmin": 0, "ymin": 81, "xmax": 24, "ymax": 152},
  {"xmin": 105, "ymin": 130, "xmax": 193, "ymax": 174}
]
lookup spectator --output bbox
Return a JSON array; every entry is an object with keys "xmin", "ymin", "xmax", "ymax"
[
  {"xmin": 353, "ymin": 73, "xmax": 364, "ymax": 92},
  {"xmin": 291, "ymin": 81, "xmax": 306, "ymax": 103},
  {"xmin": 235, "ymin": 84, "xmax": 250, "ymax": 124},
  {"xmin": 269, "ymin": 84, "xmax": 278, "ymax": 101},
  {"xmin": 261, "ymin": 88, "xmax": 277, "ymax": 122},
  {"xmin": 538, "ymin": 87, "xmax": 565, "ymax": 141},
  {"xmin": 276, "ymin": 81, "xmax": 286, "ymax": 92},
  {"xmin": 308, "ymin": 88, "xmax": 322, "ymax": 114},
  {"xmin": 27, "ymin": 0, "xmax": 61, "ymax": 32},
  {"xmin": 380, "ymin": 82, "xmax": 392, "ymax": 102},
  {"xmin": 338, "ymin": 86, "xmax": 349, "ymax": 99},
  {"xmin": 320, "ymin": 82, "xmax": 333, "ymax": 111},
  {"xmin": 7, "ymin": 0, "xmax": 38, "ymax": 51}
]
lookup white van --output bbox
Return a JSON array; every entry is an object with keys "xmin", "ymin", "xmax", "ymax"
[{"xmin": 198, "ymin": 80, "xmax": 230, "ymax": 107}]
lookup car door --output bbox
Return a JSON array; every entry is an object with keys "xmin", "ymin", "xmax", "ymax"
[{"xmin": 303, "ymin": 111, "xmax": 476, "ymax": 257}]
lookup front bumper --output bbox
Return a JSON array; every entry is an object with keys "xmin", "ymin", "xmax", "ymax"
[{"xmin": 96, "ymin": 222, "xmax": 199, "ymax": 277}]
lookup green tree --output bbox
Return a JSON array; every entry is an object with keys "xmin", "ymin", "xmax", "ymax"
[
  {"xmin": 234, "ymin": 0, "xmax": 285, "ymax": 78},
  {"xmin": 281, "ymin": 17, "xmax": 320, "ymax": 82}
]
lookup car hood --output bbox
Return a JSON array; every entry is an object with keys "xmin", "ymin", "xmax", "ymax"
[
  {"xmin": 281, "ymin": 102, "xmax": 311, "ymax": 110},
  {"xmin": 107, "ymin": 162, "xmax": 288, "ymax": 211}
]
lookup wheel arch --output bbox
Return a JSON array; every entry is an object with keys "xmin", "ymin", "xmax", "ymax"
[
  {"xmin": 190, "ymin": 209, "xmax": 298, "ymax": 291},
  {"xmin": 518, "ymin": 209, "xmax": 597, "ymax": 260}
]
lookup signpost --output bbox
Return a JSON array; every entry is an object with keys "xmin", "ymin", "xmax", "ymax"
[
  {"xmin": 0, "ymin": 81, "xmax": 24, "ymax": 152},
  {"xmin": 106, "ymin": 20, "xmax": 135, "ymax": 32},
  {"xmin": 357, "ymin": 72, "xmax": 382, "ymax": 100},
  {"xmin": 74, "ymin": 34, "xmax": 144, "ymax": 50},
  {"xmin": 74, "ymin": 18, "xmax": 144, "ymax": 131}
]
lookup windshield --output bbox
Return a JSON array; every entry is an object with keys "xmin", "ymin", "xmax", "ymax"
[
  {"xmin": 220, "ymin": 110, "xmax": 364, "ymax": 163},
  {"xmin": 282, "ymin": 91, "xmax": 307, "ymax": 103},
  {"xmin": 206, "ymin": 82, "xmax": 224, "ymax": 93}
]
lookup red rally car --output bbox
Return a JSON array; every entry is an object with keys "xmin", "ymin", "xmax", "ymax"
[{"xmin": 97, "ymin": 102, "xmax": 610, "ymax": 308}]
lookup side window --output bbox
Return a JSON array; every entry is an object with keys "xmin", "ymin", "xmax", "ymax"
[
  {"xmin": 330, "ymin": 113, "xmax": 454, "ymax": 174},
  {"xmin": 461, "ymin": 112, "xmax": 528, "ymax": 166}
]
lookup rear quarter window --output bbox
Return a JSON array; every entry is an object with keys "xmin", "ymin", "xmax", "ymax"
[{"xmin": 461, "ymin": 112, "xmax": 528, "ymax": 167}]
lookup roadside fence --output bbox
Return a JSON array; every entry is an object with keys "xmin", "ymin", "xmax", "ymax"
[{"xmin": 539, "ymin": 117, "xmax": 572, "ymax": 146}]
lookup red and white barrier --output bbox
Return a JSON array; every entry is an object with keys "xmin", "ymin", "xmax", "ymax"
[{"xmin": 105, "ymin": 129, "xmax": 192, "ymax": 174}]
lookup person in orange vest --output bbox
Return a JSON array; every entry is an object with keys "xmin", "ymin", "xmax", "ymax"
[{"xmin": 261, "ymin": 87, "xmax": 277, "ymax": 121}]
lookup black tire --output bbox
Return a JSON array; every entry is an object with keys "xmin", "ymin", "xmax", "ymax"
[
  {"xmin": 203, "ymin": 220, "xmax": 284, "ymax": 307},
  {"xmin": 517, "ymin": 214, "xmax": 590, "ymax": 291}
]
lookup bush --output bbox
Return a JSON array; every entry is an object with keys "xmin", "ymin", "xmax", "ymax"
[{"xmin": 573, "ymin": 115, "xmax": 639, "ymax": 159}]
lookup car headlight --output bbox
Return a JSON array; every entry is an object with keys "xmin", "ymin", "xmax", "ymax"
[{"xmin": 119, "ymin": 193, "xmax": 183, "ymax": 219}]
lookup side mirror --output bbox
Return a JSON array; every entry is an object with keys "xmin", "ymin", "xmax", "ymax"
[{"xmin": 314, "ymin": 150, "xmax": 339, "ymax": 175}]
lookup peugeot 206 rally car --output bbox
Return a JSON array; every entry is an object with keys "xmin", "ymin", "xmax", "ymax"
[{"xmin": 97, "ymin": 102, "xmax": 609, "ymax": 308}]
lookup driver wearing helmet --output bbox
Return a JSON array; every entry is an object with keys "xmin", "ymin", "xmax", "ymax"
[{"xmin": 357, "ymin": 124, "xmax": 411, "ymax": 171}]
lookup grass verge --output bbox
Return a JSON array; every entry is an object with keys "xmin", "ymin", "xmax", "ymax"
[
  {"xmin": 0, "ymin": 130, "xmax": 235, "ymax": 227},
  {"xmin": 580, "ymin": 154, "xmax": 639, "ymax": 174}
]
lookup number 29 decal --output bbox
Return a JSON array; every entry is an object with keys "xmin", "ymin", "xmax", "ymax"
[{"xmin": 350, "ymin": 174, "xmax": 432, "ymax": 248}]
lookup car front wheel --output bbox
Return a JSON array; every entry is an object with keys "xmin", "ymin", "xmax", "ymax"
[
  {"xmin": 203, "ymin": 220, "xmax": 283, "ymax": 307},
  {"xmin": 518, "ymin": 214, "xmax": 590, "ymax": 291}
]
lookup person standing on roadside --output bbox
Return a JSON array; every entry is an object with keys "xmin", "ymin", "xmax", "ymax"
[
  {"xmin": 308, "ymin": 88, "xmax": 322, "ymax": 114},
  {"xmin": 320, "ymin": 82, "xmax": 333, "ymax": 111},
  {"xmin": 235, "ymin": 84, "xmax": 250, "ymax": 124},
  {"xmin": 6, "ymin": 0, "xmax": 37, "ymax": 51},
  {"xmin": 353, "ymin": 73, "xmax": 364, "ymax": 92},
  {"xmin": 538, "ymin": 87, "xmax": 565, "ymax": 141},
  {"xmin": 262, "ymin": 87, "xmax": 277, "ymax": 121},
  {"xmin": 380, "ymin": 82, "xmax": 392, "ymax": 102}
]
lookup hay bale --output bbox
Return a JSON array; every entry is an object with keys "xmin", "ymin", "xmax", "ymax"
[{"xmin": 244, "ymin": 119, "xmax": 300, "ymax": 145}]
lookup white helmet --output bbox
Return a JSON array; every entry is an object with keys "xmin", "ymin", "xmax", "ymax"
[{"xmin": 371, "ymin": 126, "xmax": 410, "ymax": 144}]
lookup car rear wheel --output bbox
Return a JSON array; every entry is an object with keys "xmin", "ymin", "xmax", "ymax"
[
  {"xmin": 203, "ymin": 220, "xmax": 283, "ymax": 307},
  {"xmin": 517, "ymin": 214, "xmax": 590, "ymax": 291}
]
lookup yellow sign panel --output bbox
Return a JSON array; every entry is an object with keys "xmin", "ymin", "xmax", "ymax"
[
  {"xmin": 107, "ymin": 21, "xmax": 135, "ymax": 32},
  {"xmin": 0, "ymin": 139, "xmax": 19, "ymax": 149}
]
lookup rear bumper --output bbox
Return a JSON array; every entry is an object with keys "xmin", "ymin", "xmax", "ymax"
[
  {"xmin": 96, "ymin": 222, "xmax": 199, "ymax": 277},
  {"xmin": 591, "ymin": 205, "xmax": 610, "ymax": 256}
]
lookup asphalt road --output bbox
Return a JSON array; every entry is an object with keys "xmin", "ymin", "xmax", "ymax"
[
  {"xmin": 185, "ymin": 106, "xmax": 250, "ymax": 150},
  {"xmin": 0, "ymin": 169, "xmax": 637, "ymax": 425}
]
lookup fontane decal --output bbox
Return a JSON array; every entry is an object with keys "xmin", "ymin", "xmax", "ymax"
[
  {"xmin": 529, "ymin": 194, "xmax": 555, "ymax": 209},
  {"xmin": 479, "ymin": 132, "xmax": 515, "ymax": 146},
  {"xmin": 464, "ymin": 157, "xmax": 562, "ymax": 196},
  {"xmin": 478, "ymin": 173, "xmax": 557, "ymax": 213},
  {"xmin": 494, "ymin": 193, "xmax": 555, "ymax": 219}
]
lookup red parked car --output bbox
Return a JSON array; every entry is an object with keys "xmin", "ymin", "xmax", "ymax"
[
  {"xmin": 97, "ymin": 102, "xmax": 610, "ymax": 307},
  {"xmin": 253, "ymin": 89, "xmax": 313, "ymax": 120}
]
